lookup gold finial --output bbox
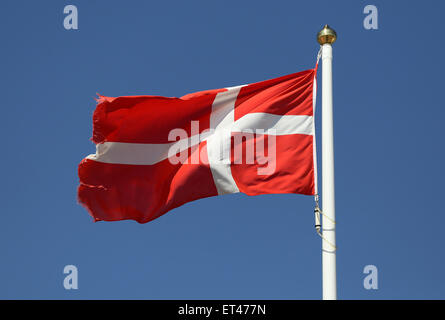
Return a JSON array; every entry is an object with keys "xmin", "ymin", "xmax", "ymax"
[{"xmin": 317, "ymin": 25, "xmax": 337, "ymax": 45}]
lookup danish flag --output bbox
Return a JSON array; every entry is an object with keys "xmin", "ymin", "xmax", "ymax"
[{"xmin": 78, "ymin": 68, "xmax": 318, "ymax": 223}]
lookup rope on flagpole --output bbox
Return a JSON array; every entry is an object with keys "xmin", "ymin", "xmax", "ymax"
[
  {"xmin": 314, "ymin": 205, "xmax": 337, "ymax": 251},
  {"xmin": 318, "ymin": 230, "xmax": 337, "ymax": 252},
  {"xmin": 314, "ymin": 195, "xmax": 337, "ymax": 251},
  {"xmin": 313, "ymin": 198, "xmax": 338, "ymax": 252},
  {"xmin": 315, "ymin": 198, "xmax": 336, "ymax": 225},
  {"xmin": 317, "ymin": 46, "xmax": 323, "ymax": 65}
]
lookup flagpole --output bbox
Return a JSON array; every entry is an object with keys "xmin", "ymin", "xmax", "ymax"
[{"xmin": 317, "ymin": 25, "xmax": 337, "ymax": 300}]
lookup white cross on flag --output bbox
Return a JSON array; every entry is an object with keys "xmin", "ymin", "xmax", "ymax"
[{"xmin": 78, "ymin": 67, "xmax": 318, "ymax": 223}]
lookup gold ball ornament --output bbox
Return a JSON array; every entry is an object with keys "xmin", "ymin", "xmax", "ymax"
[{"xmin": 317, "ymin": 25, "xmax": 337, "ymax": 45}]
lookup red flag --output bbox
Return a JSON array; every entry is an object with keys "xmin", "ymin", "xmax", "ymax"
[{"xmin": 78, "ymin": 68, "xmax": 318, "ymax": 223}]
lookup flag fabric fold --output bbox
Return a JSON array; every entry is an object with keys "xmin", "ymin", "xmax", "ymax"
[{"xmin": 78, "ymin": 68, "xmax": 318, "ymax": 223}]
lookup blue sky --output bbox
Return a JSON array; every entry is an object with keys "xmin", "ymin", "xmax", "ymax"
[{"xmin": 1, "ymin": 0, "xmax": 444, "ymax": 299}]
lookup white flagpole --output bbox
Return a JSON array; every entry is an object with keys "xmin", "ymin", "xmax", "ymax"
[{"xmin": 317, "ymin": 25, "xmax": 338, "ymax": 300}]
